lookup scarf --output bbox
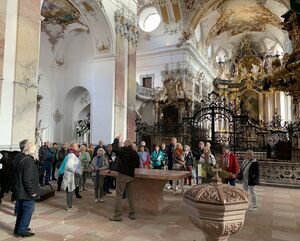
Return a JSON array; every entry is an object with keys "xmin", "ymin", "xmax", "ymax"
[
  {"xmin": 69, "ymin": 148, "xmax": 79, "ymax": 157},
  {"xmin": 96, "ymin": 156, "xmax": 104, "ymax": 168}
]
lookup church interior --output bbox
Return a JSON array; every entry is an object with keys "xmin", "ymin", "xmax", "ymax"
[{"xmin": 0, "ymin": 0, "xmax": 300, "ymax": 240}]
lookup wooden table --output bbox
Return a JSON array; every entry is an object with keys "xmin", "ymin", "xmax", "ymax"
[{"xmin": 101, "ymin": 168, "xmax": 191, "ymax": 214}]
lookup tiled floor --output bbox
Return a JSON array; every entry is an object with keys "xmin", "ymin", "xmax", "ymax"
[{"xmin": 0, "ymin": 183, "xmax": 299, "ymax": 241}]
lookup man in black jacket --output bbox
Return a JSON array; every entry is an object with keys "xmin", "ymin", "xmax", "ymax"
[
  {"xmin": 12, "ymin": 139, "xmax": 28, "ymax": 215},
  {"xmin": 109, "ymin": 136, "xmax": 139, "ymax": 221},
  {"xmin": 14, "ymin": 142, "xmax": 40, "ymax": 238},
  {"xmin": 93, "ymin": 140, "xmax": 106, "ymax": 158},
  {"xmin": 166, "ymin": 137, "xmax": 177, "ymax": 189},
  {"xmin": 38, "ymin": 142, "xmax": 52, "ymax": 185}
]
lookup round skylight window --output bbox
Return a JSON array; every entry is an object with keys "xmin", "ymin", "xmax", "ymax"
[{"xmin": 138, "ymin": 7, "xmax": 161, "ymax": 32}]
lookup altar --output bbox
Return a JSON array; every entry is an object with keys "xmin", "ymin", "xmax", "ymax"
[{"xmin": 101, "ymin": 168, "xmax": 191, "ymax": 215}]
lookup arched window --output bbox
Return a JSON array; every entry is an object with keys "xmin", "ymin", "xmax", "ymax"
[{"xmin": 194, "ymin": 23, "xmax": 201, "ymax": 42}]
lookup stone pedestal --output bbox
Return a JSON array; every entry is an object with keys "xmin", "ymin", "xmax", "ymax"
[{"xmin": 184, "ymin": 182, "xmax": 249, "ymax": 241}]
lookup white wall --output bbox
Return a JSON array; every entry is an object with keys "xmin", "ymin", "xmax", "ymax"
[{"xmin": 38, "ymin": 30, "xmax": 115, "ymax": 144}]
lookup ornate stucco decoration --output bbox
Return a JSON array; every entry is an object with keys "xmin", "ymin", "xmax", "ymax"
[
  {"xmin": 15, "ymin": 62, "xmax": 38, "ymax": 92},
  {"xmin": 80, "ymin": 90, "xmax": 90, "ymax": 106},
  {"xmin": 52, "ymin": 109, "xmax": 63, "ymax": 123},
  {"xmin": 97, "ymin": 38, "xmax": 111, "ymax": 54},
  {"xmin": 14, "ymin": 78, "xmax": 38, "ymax": 93},
  {"xmin": 115, "ymin": 10, "xmax": 140, "ymax": 46},
  {"xmin": 263, "ymin": 9, "xmax": 300, "ymax": 101}
]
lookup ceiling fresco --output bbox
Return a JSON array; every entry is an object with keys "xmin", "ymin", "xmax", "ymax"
[
  {"xmin": 41, "ymin": 0, "xmax": 90, "ymax": 51},
  {"xmin": 173, "ymin": 0, "xmax": 290, "ymax": 64},
  {"xmin": 41, "ymin": 0, "xmax": 81, "ymax": 25},
  {"xmin": 206, "ymin": 0, "xmax": 282, "ymax": 45}
]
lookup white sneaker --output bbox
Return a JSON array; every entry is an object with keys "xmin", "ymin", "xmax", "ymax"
[
  {"xmin": 67, "ymin": 207, "xmax": 79, "ymax": 212},
  {"xmin": 100, "ymin": 199, "xmax": 104, "ymax": 203},
  {"xmin": 94, "ymin": 199, "xmax": 99, "ymax": 203}
]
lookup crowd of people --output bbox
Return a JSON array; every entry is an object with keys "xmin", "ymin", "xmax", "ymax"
[{"xmin": 0, "ymin": 136, "xmax": 260, "ymax": 238}]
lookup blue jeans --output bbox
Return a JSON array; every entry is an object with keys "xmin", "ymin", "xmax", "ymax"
[
  {"xmin": 14, "ymin": 200, "xmax": 35, "ymax": 233},
  {"xmin": 228, "ymin": 178, "xmax": 236, "ymax": 186},
  {"xmin": 44, "ymin": 161, "xmax": 51, "ymax": 184}
]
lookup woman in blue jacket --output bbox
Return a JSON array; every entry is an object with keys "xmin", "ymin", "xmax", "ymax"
[{"xmin": 150, "ymin": 145, "xmax": 165, "ymax": 169}]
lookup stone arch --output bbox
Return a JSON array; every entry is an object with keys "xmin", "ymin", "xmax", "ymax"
[{"xmin": 63, "ymin": 86, "xmax": 90, "ymax": 142}]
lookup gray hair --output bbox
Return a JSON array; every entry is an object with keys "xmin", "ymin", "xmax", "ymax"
[
  {"xmin": 23, "ymin": 142, "xmax": 37, "ymax": 157},
  {"xmin": 97, "ymin": 148, "xmax": 105, "ymax": 155},
  {"xmin": 124, "ymin": 138, "xmax": 133, "ymax": 147},
  {"xmin": 245, "ymin": 150, "xmax": 254, "ymax": 159}
]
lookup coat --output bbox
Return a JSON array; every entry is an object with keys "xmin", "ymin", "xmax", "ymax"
[
  {"xmin": 222, "ymin": 152, "xmax": 239, "ymax": 178},
  {"xmin": 79, "ymin": 151, "xmax": 91, "ymax": 172},
  {"xmin": 112, "ymin": 138, "xmax": 140, "ymax": 177},
  {"xmin": 241, "ymin": 159, "xmax": 260, "ymax": 186},
  {"xmin": 184, "ymin": 151, "xmax": 194, "ymax": 167},
  {"xmin": 138, "ymin": 151, "xmax": 150, "ymax": 168},
  {"xmin": 150, "ymin": 150, "xmax": 165, "ymax": 167},
  {"xmin": 63, "ymin": 153, "xmax": 81, "ymax": 192},
  {"xmin": 199, "ymin": 154, "xmax": 216, "ymax": 166},
  {"xmin": 15, "ymin": 155, "xmax": 40, "ymax": 200},
  {"xmin": 90, "ymin": 155, "xmax": 109, "ymax": 177}
]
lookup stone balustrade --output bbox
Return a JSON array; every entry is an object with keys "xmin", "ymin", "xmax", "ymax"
[{"xmin": 136, "ymin": 82, "xmax": 157, "ymax": 99}]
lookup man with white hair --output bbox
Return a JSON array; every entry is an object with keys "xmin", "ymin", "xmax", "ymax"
[
  {"xmin": 109, "ymin": 135, "xmax": 140, "ymax": 221},
  {"xmin": 14, "ymin": 142, "xmax": 40, "ymax": 237}
]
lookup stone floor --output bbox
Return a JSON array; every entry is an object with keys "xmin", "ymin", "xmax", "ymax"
[{"xmin": 0, "ymin": 183, "xmax": 300, "ymax": 241}]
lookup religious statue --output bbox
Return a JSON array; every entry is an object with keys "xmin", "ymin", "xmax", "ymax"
[
  {"xmin": 250, "ymin": 63, "xmax": 260, "ymax": 80},
  {"xmin": 35, "ymin": 120, "xmax": 47, "ymax": 147}
]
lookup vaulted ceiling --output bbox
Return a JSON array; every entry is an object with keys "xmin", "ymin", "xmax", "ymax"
[{"xmin": 182, "ymin": 0, "xmax": 290, "ymax": 60}]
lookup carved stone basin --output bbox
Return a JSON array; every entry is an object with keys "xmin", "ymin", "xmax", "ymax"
[{"xmin": 184, "ymin": 183, "xmax": 249, "ymax": 241}]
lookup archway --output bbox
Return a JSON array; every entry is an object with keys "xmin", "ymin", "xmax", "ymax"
[{"xmin": 63, "ymin": 86, "xmax": 90, "ymax": 142}]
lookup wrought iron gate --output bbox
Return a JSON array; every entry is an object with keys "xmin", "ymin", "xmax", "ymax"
[{"xmin": 182, "ymin": 92, "xmax": 237, "ymax": 153}]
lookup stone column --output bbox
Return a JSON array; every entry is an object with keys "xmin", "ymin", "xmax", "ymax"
[
  {"xmin": 264, "ymin": 93, "xmax": 269, "ymax": 122},
  {"xmin": 258, "ymin": 93, "xmax": 264, "ymax": 120},
  {"xmin": 0, "ymin": 0, "xmax": 40, "ymax": 148}
]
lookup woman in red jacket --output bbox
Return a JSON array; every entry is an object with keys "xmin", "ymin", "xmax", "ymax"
[{"xmin": 222, "ymin": 146, "xmax": 239, "ymax": 186}]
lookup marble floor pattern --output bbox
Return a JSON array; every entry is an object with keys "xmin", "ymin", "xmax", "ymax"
[{"xmin": 0, "ymin": 183, "xmax": 300, "ymax": 241}]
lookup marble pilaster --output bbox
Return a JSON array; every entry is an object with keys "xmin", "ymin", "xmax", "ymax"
[
  {"xmin": 10, "ymin": 0, "xmax": 40, "ymax": 145},
  {"xmin": 127, "ymin": 43, "xmax": 136, "ymax": 141},
  {"xmin": 114, "ymin": 33, "xmax": 127, "ymax": 138},
  {"xmin": 0, "ymin": 0, "xmax": 7, "ymax": 98}
]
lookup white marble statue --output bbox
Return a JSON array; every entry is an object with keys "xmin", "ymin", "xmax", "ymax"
[{"xmin": 35, "ymin": 120, "xmax": 47, "ymax": 147}]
